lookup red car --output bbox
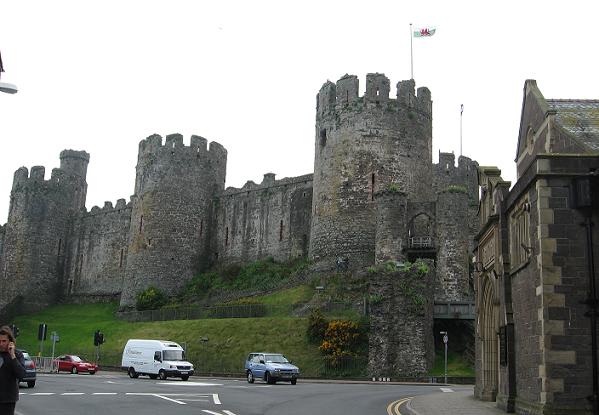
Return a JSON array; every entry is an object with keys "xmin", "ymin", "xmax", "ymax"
[{"xmin": 54, "ymin": 355, "xmax": 98, "ymax": 374}]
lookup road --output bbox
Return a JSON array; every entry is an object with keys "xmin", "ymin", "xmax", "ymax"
[{"xmin": 15, "ymin": 372, "xmax": 448, "ymax": 415}]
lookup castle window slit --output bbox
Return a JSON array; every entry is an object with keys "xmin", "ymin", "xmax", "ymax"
[
  {"xmin": 279, "ymin": 220, "xmax": 284, "ymax": 241},
  {"xmin": 371, "ymin": 173, "xmax": 376, "ymax": 201},
  {"xmin": 139, "ymin": 215, "xmax": 143, "ymax": 233},
  {"xmin": 119, "ymin": 249, "xmax": 124, "ymax": 268},
  {"xmin": 57, "ymin": 239, "xmax": 62, "ymax": 257},
  {"xmin": 225, "ymin": 227, "xmax": 229, "ymax": 246},
  {"xmin": 200, "ymin": 219, "xmax": 203, "ymax": 237}
]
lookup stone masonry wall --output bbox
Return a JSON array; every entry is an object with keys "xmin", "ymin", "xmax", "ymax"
[
  {"xmin": 215, "ymin": 174, "xmax": 312, "ymax": 264},
  {"xmin": 120, "ymin": 134, "xmax": 227, "ymax": 308},
  {"xmin": 368, "ymin": 259, "xmax": 435, "ymax": 377},
  {"xmin": 311, "ymin": 74, "xmax": 432, "ymax": 271},
  {"xmin": 66, "ymin": 199, "xmax": 131, "ymax": 298},
  {"xmin": 0, "ymin": 150, "xmax": 89, "ymax": 317}
]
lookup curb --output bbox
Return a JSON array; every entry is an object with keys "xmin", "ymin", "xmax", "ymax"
[{"xmin": 402, "ymin": 399, "xmax": 421, "ymax": 415}]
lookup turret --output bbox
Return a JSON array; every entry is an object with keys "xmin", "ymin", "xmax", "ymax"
[
  {"xmin": 310, "ymin": 73, "xmax": 433, "ymax": 270},
  {"xmin": 120, "ymin": 133, "xmax": 228, "ymax": 308}
]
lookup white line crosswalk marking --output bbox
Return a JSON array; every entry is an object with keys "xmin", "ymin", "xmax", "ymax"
[{"xmin": 440, "ymin": 387, "xmax": 454, "ymax": 393}]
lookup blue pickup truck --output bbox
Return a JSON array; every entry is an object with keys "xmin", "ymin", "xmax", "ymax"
[{"xmin": 244, "ymin": 352, "xmax": 300, "ymax": 385}]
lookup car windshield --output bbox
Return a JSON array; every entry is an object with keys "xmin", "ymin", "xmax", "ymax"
[
  {"xmin": 71, "ymin": 356, "xmax": 83, "ymax": 362},
  {"xmin": 264, "ymin": 354, "xmax": 288, "ymax": 363},
  {"xmin": 22, "ymin": 352, "xmax": 31, "ymax": 360},
  {"xmin": 163, "ymin": 350, "xmax": 185, "ymax": 361}
]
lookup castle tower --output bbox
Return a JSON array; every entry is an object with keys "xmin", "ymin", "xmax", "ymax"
[
  {"xmin": 0, "ymin": 151, "xmax": 89, "ymax": 317},
  {"xmin": 310, "ymin": 74, "xmax": 433, "ymax": 270},
  {"xmin": 119, "ymin": 133, "xmax": 227, "ymax": 308}
]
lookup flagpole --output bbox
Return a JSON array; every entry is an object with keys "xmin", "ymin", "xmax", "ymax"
[
  {"xmin": 460, "ymin": 104, "xmax": 464, "ymax": 156},
  {"xmin": 409, "ymin": 23, "xmax": 414, "ymax": 80}
]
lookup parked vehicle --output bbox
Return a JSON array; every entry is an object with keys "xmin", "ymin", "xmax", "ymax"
[
  {"xmin": 245, "ymin": 352, "xmax": 300, "ymax": 385},
  {"xmin": 19, "ymin": 350, "xmax": 36, "ymax": 388},
  {"xmin": 54, "ymin": 355, "xmax": 98, "ymax": 374},
  {"xmin": 121, "ymin": 339, "xmax": 194, "ymax": 381}
]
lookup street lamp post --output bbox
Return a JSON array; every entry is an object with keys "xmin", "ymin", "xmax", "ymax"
[
  {"xmin": 440, "ymin": 331, "xmax": 448, "ymax": 384},
  {"xmin": 0, "ymin": 50, "xmax": 18, "ymax": 94}
]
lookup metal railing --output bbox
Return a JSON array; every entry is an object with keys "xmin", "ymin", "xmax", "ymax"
[
  {"xmin": 408, "ymin": 237, "xmax": 433, "ymax": 249},
  {"xmin": 32, "ymin": 357, "xmax": 58, "ymax": 373},
  {"xmin": 118, "ymin": 302, "xmax": 363, "ymax": 323},
  {"xmin": 433, "ymin": 302, "xmax": 475, "ymax": 320}
]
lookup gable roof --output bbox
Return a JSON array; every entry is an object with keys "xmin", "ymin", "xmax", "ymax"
[{"xmin": 546, "ymin": 99, "xmax": 599, "ymax": 151}]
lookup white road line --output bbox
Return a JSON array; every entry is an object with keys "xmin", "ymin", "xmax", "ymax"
[
  {"xmin": 202, "ymin": 411, "xmax": 237, "ymax": 415},
  {"xmin": 152, "ymin": 394, "xmax": 187, "ymax": 405},
  {"xmin": 30, "ymin": 393, "xmax": 55, "ymax": 395},
  {"xmin": 62, "ymin": 393, "xmax": 85, "ymax": 395},
  {"xmin": 222, "ymin": 411, "xmax": 237, "ymax": 415},
  {"xmin": 213, "ymin": 393, "xmax": 221, "ymax": 404},
  {"xmin": 440, "ymin": 387, "xmax": 454, "ymax": 393},
  {"xmin": 93, "ymin": 393, "xmax": 118, "ymax": 395},
  {"xmin": 157, "ymin": 382, "xmax": 223, "ymax": 386}
]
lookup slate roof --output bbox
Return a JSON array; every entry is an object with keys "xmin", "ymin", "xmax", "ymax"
[{"xmin": 546, "ymin": 99, "xmax": 599, "ymax": 151}]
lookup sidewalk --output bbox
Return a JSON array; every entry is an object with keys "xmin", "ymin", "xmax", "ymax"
[{"xmin": 403, "ymin": 386, "xmax": 507, "ymax": 415}]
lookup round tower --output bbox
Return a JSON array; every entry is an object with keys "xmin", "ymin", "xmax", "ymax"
[
  {"xmin": 119, "ymin": 133, "xmax": 227, "ymax": 308},
  {"xmin": 0, "ymin": 150, "xmax": 89, "ymax": 317},
  {"xmin": 310, "ymin": 73, "xmax": 433, "ymax": 270}
]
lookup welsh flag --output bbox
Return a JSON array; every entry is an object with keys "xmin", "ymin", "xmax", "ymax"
[{"xmin": 413, "ymin": 27, "xmax": 436, "ymax": 37}]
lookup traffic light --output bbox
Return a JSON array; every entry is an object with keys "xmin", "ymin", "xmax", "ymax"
[
  {"xmin": 9, "ymin": 324, "xmax": 19, "ymax": 338},
  {"xmin": 38, "ymin": 323, "xmax": 47, "ymax": 341},
  {"xmin": 98, "ymin": 331, "xmax": 105, "ymax": 345}
]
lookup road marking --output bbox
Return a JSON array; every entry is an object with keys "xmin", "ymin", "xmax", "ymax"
[
  {"xmin": 440, "ymin": 387, "xmax": 454, "ymax": 393},
  {"xmin": 30, "ymin": 393, "xmax": 55, "ymax": 396},
  {"xmin": 157, "ymin": 381, "xmax": 223, "ymax": 386},
  {"xmin": 62, "ymin": 393, "xmax": 85, "ymax": 395},
  {"xmin": 386, "ymin": 397, "xmax": 412, "ymax": 415},
  {"xmin": 92, "ymin": 393, "xmax": 118, "ymax": 395},
  {"xmin": 126, "ymin": 393, "xmax": 186, "ymax": 405},
  {"xmin": 213, "ymin": 393, "xmax": 221, "ymax": 404},
  {"xmin": 202, "ymin": 411, "xmax": 237, "ymax": 415}
]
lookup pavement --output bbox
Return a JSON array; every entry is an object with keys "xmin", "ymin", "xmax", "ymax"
[{"xmin": 402, "ymin": 386, "xmax": 507, "ymax": 415}]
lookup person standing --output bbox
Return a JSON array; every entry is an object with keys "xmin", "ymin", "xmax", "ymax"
[{"xmin": 0, "ymin": 326, "xmax": 25, "ymax": 415}]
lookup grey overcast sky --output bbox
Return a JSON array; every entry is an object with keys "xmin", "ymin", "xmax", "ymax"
[{"xmin": 1, "ymin": 0, "xmax": 598, "ymax": 222}]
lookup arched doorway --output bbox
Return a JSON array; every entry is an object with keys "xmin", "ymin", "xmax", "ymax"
[{"xmin": 479, "ymin": 271, "xmax": 499, "ymax": 401}]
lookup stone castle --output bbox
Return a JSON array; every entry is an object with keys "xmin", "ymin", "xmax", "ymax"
[{"xmin": 0, "ymin": 74, "xmax": 479, "ymax": 329}]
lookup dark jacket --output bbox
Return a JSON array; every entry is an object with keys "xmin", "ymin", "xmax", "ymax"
[{"xmin": 0, "ymin": 350, "xmax": 26, "ymax": 403}]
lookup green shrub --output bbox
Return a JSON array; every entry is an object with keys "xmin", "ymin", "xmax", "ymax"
[
  {"xmin": 136, "ymin": 286, "xmax": 167, "ymax": 311},
  {"xmin": 307, "ymin": 308, "xmax": 328, "ymax": 344}
]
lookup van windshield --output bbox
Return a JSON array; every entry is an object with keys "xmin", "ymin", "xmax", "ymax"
[{"xmin": 163, "ymin": 350, "xmax": 185, "ymax": 361}]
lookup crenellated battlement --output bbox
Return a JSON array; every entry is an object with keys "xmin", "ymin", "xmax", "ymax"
[
  {"xmin": 11, "ymin": 165, "xmax": 76, "ymax": 190},
  {"xmin": 223, "ymin": 173, "xmax": 313, "ymax": 197},
  {"xmin": 317, "ymin": 73, "xmax": 432, "ymax": 118},
  {"xmin": 137, "ymin": 133, "xmax": 227, "ymax": 161},
  {"xmin": 86, "ymin": 198, "xmax": 131, "ymax": 216}
]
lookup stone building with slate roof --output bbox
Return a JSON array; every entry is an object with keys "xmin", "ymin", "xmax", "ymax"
[{"xmin": 474, "ymin": 80, "xmax": 599, "ymax": 414}]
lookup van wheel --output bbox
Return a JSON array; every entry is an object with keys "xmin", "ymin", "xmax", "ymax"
[
  {"xmin": 266, "ymin": 372, "xmax": 275, "ymax": 384},
  {"xmin": 71, "ymin": 366, "xmax": 78, "ymax": 374},
  {"xmin": 181, "ymin": 375, "xmax": 189, "ymax": 381},
  {"xmin": 291, "ymin": 378, "xmax": 297, "ymax": 385},
  {"xmin": 128, "ymin": 367, "xmax": 139, "ymax": 379},
  {"xmin": 158, "ymin": 370, "xmax": 167, "ymax": 380},
  {"xmin": 247, "ymin": 371, "xmax": 255, "ymax": 384},
  {"xmin": 149, "ymin": 374, "xmax": 158, "ymax": 380}
]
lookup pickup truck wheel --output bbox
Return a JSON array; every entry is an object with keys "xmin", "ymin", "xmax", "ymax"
[
  {"xmin": 158, "ymin": 370, "xmax": 167, "ymax": 380},
  {"xmin": 128, "ymin": 367, "xmax": 139, "ymax": 379},
  {"xmin": 71, "ymin": 366, "xmax": 78, "ymax": 374},
  {"xmin": 266, "ymin": 372, "xmax": 275, "ymax": 385},
  {"xmin": 247, "ymin": 371, "xmax": 255, "ymax": 384},
  {"xmin": 291, "ymin": 378, "xmax": 297, "ymax": 385}
]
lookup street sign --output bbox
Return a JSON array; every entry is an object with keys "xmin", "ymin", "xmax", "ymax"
[{"xmin": 443, "ymin": 334, "xmax": 448, "ymax": 344}]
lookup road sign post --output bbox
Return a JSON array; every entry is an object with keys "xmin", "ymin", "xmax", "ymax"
[
  {"xmin": 38, "ymin": 323, "xmax": 48, "ymax": 356},
  {"xmin": 50, "ymin": 331, "xmax": 60, "ymax": 359},
  {"xmin": 440, "ymin": 331, "xmax": 448, "ymax": 384}
]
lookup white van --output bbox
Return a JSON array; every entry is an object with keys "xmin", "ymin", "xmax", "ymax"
[{"xmin": 121, "ymin": 339, "xmax": 194, "ymax": 381}]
